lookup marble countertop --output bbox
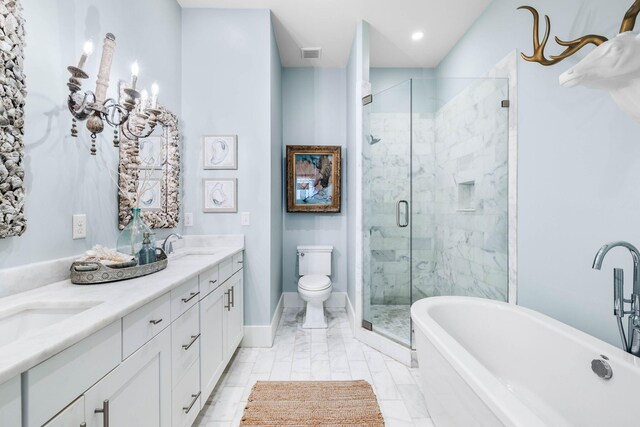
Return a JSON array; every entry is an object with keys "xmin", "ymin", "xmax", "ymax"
[{"xmin": 0, "ymin": 235, "xmax": 244, "ymax": 385}]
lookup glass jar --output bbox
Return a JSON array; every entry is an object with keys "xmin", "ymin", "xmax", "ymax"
[{"xmin": 116, "ymin": 208, "xmax": 155, "ymax": 263}]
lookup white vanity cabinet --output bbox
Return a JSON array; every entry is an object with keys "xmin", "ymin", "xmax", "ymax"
[
  {"xmin": 199, "ymin": 260, "xmax": 244, "ymax": 400},
  {"xmin": 0, "ymin": 376, "xmax": 21, "ymax": 426},
  {"xmin": 42, "ymin": 397, "xmax": 84, "ymax": 427},
  {"xmin": 84, "ymin": 327, "xmax": 172, "ymax": 427},
  {"xmin": 17, "ymin": 249, "xmax": 244, "ymax": 427}
]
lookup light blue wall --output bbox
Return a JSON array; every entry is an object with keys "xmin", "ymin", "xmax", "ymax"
[
  {"xmin": 370, "ymin": 68, "xmax": 435, "ymax": 93},
  {"xmin": 270, "ymin": 17, "xmax": 283, "ymax": 317},
  {"xmin": 437, "ymin": 0, "xmax": 640, "ymax": 346},
  {"xmin": 282, "ymin": 68, "xmax": 347, "ymax": 294},
  {"xmin": 0, "ymin": 0, "xmax": 182, "ymax": 270},
  {"xmin": 181, "ymin": 8, "xmax": 281, "ymax": 326}
]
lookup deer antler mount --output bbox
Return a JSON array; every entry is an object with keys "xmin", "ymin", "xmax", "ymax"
[
  {"xmin": 519, "ymin": 1, "xmax": 640, "ymax": 123},
  {"xmin": 519, "ymin": 1, "xmax": 640, "ymax": 66}
]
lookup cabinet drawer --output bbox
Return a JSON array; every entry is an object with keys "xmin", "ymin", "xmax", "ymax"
[
  {"xmin": 24, "ymin": 321, "xmax": 121, "ymax": 427},
  {"xmin": 218, "ymin": 257, "xmax": 233, "ymax": 284},
  {"xmin": 122, "ymin": 293, "xmax": 171, "ymax": 359},
  {"xmin": 171, "ymin": 277, "xmax": 199, "ymax": 321},
  {"xmin": 199, "ymin": 265, "xmax": 220, "ymax": 298},
  {"xmin": 171, "ymin": 303, "xmax": 200, "ymax": 387},
  {"xmin": 232, "ymin": 252, "xmax": 244, "ymax": 273},
  {"xmin": 172, "ymin": 359, "xmax": 201, "ymax": 427}
]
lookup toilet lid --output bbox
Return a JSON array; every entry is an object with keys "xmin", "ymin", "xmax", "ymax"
[{"xmin": 298, "ymin": 275, "xmax": 331, "ymax": 291}]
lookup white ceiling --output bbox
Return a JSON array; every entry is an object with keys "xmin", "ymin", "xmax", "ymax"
[{"xmin": 177, "ymin": 0, "xmax": 492, "ymax": 68}]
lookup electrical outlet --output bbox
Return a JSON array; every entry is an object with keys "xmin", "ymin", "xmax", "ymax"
[
  {"xmin": 72, "ymin": 214, "xmax": 87, "ymax": 239},
  {"xmin": 241, "ymin": 212, "xmax": 250, "ymax": 226},
  {"xmin": 184, "ymin": 212, "xmax": 193, "ymax": 227}
]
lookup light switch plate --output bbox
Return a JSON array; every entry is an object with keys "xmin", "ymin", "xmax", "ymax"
[
  {"xmin": 241, "ymin": 212, "xmax": 250, "ymax": 226},
  {"xmin": 184, "ymin": 213, "xmax": 193, "ymax": 227},
  {"xmin": 72, "ymin": 214, "xmax": 87, "ymax": 239}
]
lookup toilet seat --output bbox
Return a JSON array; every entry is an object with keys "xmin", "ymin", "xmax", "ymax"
[{"xmin": 298, "ymin": 275, "xmax": 331, "ymax": 291}]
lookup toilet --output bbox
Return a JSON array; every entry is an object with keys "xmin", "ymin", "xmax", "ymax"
[{"xmin": 297, "ymin": 245, "xmax": 333, "ymax": 329}]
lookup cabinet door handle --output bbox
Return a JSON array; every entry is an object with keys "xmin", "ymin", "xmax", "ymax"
[
  {"xmin": 230, "ymin": 285, "xmax": 235, "ymax": 308},
  {"xmin": 209, "ymin": 279, "xmax": 217, "ymax": 285},
  {"xmin": 182, "ymin": 333, "xmax": 201, "ymax": 350},
  {"xmin": 183, "ymin": 392, "xmax": 201, "ymax": 414},
  {"xmin": 149, "ymin": 318, "xmax": 163, "ymax": 325},
  {"xmin": 94, "ymin": 399, "xmax": 110, "ymax": 427},
  {"xmin": 224, "ymin": 290, "xmax": 231, "ymax": 311},
  {"xmin": 237, "ymin": 260, "xmax": 243, "ymax": 264},
  {"xmin": 181, "ymin": 291, "xmax": 200, "ymax": 303},
  {"xmin": 80, "ymin": 423, "xmax": 87, "ymax": 427}
]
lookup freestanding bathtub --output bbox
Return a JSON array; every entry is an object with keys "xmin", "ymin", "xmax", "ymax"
[{"xmin": 411, "ymin": 297, "xmax": 640, "ymax": 426}]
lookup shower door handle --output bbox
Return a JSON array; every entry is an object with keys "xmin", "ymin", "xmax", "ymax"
[{"xmin": 396, "ymin": 200, "xmax": 409, "ymax": 228}]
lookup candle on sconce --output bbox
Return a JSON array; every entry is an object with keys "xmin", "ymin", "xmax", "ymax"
[
  {"xmin": 130, "ymin": 61, "xmax": 139, "ymax": 91},
  {"xmin": 94, "ymin": 33, "xmax": 116, "ymax": 105},
  {"xmin": 77, "ymin": 40, "xmax": 93, "ymax": 70},
  {"xmin": 139, "ymin": 89, "xmax": 148, "ymax": 112},
  {"xmin": 151, "ymin": 82, "xmax": 159, "ymax": 109}
]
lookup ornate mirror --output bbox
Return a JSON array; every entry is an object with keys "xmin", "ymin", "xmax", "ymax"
[{"xmin": 117, "ymin": 85, "xmax": 180, "ymax": 229}]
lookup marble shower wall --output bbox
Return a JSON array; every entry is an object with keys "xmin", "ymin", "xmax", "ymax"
[
  {"xmin": 426, "ymin": 79, "xmax": 509, "ymax": 301},
  {"xmin": 365, "ymin": 78, "xmax": 509, "ymax": 306}
]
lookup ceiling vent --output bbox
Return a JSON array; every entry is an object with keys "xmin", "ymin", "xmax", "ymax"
[{"xmin": 301, "ymin": 47, "xmax": 322, "ymax": 60}]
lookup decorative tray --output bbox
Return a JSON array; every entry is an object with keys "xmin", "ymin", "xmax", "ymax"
[{"xmin": 70, "ymin": 248, "xmax": 168, "ymax": 285}]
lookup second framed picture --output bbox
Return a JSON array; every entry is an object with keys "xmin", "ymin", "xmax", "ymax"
[
  {"xmin": 203, "ymin": 178, "xmax": 237, "ymax": 213},
  {"xmin": 203, "ymin": 135, "xmax": 238, "ymax": 170}
]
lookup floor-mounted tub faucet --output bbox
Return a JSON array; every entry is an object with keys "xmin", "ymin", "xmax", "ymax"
[{"xmin": 593, "ymin": 241, "xmax": 640, "ymax": 356}]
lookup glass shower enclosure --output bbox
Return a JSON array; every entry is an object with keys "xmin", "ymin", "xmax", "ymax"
[{"xmin": 362, "ymin": 77, "xmax": 510, "ymax": 347}]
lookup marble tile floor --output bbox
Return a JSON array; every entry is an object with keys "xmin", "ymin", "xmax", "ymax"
[
  {"xmin": 194, "ymin": 307, "xmax": 433, "ymax": 427},
  {"xmin": 370, "ymin": 304, "xmax": 412, "ymax": 346}
]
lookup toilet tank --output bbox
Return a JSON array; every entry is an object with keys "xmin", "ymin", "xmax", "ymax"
[{"xmin": 297, "ymin": 245, "xmax": 333, "ymax": 276}]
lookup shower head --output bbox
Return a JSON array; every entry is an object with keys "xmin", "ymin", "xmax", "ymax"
[{"xmin": 368, "ymin": 134, "xmax": 382, "ymax": 145}]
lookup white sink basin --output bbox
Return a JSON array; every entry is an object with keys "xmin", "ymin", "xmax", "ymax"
[
  {"xmin": 0, "ymin": 301, "xmax": 102, "ymax": 348},
  {"xmin": 168, "ymin": 248, "xmax": 222, "ymax": 261}
]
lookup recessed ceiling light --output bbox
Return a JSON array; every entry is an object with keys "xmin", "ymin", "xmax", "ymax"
[{"xmin": 412, "ymin": 31, "xmax": 424, "ymax": 41}]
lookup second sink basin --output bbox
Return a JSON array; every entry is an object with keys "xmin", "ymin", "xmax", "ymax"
[{"xmin": 0, "ymin": 301, "xmax": 102, "ymax": 348}]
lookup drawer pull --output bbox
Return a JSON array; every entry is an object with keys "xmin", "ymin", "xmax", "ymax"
[
  {"xmin": 224, "ymin": 290, "xmax": 231, "ymax": 311},
  {"xmin": 149, "ymin": 318, "xmax": 163, "ymax": 325},
  {"xmin": 209, "ymin": 279, "xmax": 217, "ymax": 285},
  {"xmin": 181, "ymin": 292, "xmax": 200, "ymax": 303},
  {"xmin": 182, "ymin": 333, "xmax": 201, "ymax": 350},
  {"xmin": 183, "ymin": 392, "xmax": 201, "ymax": 414},
  {"xmin": 230, "ymin": 285, "xmax": 235, "ymax": 308},
  {"xmin": 94, "ymin": 399, "xmax": 110, "ymax": 427},
  {"xmin": 237, "ymin": 260, "xmax": 243, "ymax": 264}
]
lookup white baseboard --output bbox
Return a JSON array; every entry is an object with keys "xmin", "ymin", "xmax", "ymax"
[
  {"xmin": 241, "ymin": 293, "xmax": 284, "ymax": 348},
  {"xmin": 283, "ymin": 292, "xmax": 346, "ymax": 308}
]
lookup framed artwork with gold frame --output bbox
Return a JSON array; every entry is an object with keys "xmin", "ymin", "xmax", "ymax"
[{"xmin": 286, "ymin": 145, "xmax": 342, "ymax": 213}]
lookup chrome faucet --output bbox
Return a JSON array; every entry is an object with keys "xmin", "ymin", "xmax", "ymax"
[
  {"xmin": 162, "ymin": 233, "xmax": 183, "ymax": 255},
  {"xmin": 593, "ymin": 241, "xmax": 640, "ymax": 356}
]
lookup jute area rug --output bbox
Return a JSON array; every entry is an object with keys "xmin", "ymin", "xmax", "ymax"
[{"xmin": 240, "ymin": 380, "xmax": 385, "ymax": 426}]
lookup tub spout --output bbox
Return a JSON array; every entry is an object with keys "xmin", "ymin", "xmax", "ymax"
[{"xmin": 593, "ymin": 241, "xmax": 640, "ymax": 356}]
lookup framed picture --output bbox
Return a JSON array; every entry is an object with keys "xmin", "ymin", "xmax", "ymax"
[
  {"xmin": 286, "ymin": 145, "xmax": 342, "ymax": 213},
  {"xmin": 138, "ymin": 135, "xmax": 164, "ymax": 170},
  {"xmin": 203, "ymin": 135, "xmax": 238, "ymax": 170},
  {"xmin": 203, "ymin": 178, "xmax": 237, "ymax": 213},
  {"xmin": 137, "ymin": 178, "xmax": 163, "ymax": 211}
]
